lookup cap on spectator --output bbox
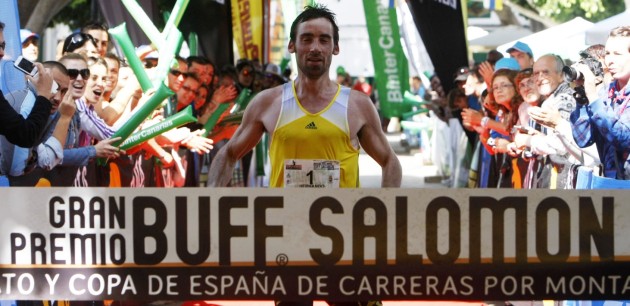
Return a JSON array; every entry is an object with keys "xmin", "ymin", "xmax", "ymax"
[
  {"xmin": 20, "ymin": 29, "xmax": 39, "ymax": 44},
  {"xmin": 506, "ymin": 41, "xmax": 533, "ymax": 58},
  {"xmin": 494, "ymin": 58, "xmax": 520, "ymax": 72},
  {"xmin": 453, "ymin": 66, "xmax": 470, "ymax": 82},
  {"xmin": 336, "ymin": 65, "xmax": 346, "ymax": 75},
  {"xmin": 145, "ymin": 50, "xmax": 159, "ymax": 59},
  {"xmin": 264, "ymin": 63, "xmax": 287, "ymax": 83},
  {"xmin": 264, "ymin": 63, "xmax": 282, "ymax": 77}
]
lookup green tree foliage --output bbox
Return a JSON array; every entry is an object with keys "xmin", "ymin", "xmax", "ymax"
[
  {"xmin": 516, "ymin": 0, "xmax": 625, "ymax": 23},
  {"xmin": 51, "ymin": 0, "xmax": 172, "ymax": 31},
  {"xmin": 51, "ymin": 0, "xmax": 92, "ymax": 30}
]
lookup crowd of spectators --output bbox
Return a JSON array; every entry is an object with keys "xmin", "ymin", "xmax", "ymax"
[
  {"xmin": 0, "ymin": 21, "xmax": 290, "ymax": 188},
  {"xmin": 414, "ymin": 28, "xmax": 629, "ymax": 189}
]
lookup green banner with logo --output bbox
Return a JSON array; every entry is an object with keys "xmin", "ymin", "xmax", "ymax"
[{"xmin": 363, "ymin": 0, "xmax": 410, "ymax": 118}]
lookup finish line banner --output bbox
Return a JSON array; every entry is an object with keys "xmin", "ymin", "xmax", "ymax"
[{"xmin": 0, "ymin": 188, "xmax": 629, "ymax": 301}]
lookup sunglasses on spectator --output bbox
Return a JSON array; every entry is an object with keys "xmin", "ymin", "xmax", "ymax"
[
  {"xmin": 67, "ymin": 68, "xmax": 91, "ymax": 79},
  {"xmin": 63, "ymin": 33, "xmax": 96, "ymax": 53},
  {"xmin": 170, "ymin": 69, "xmax": 183, "ymax": 77},
  {"xmin": 181, "ymin": 85, "xmax": 199, "ymax": 95},
  {"xmin": 0, "ymin": 42, "xmax": 5, "ymax": 50}
]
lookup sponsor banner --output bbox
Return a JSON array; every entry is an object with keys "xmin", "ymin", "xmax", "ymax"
[
  {"xmin": 0, "ymin": 188, "xmax": 628, "ymax": 300},
  {"xmin": 231, "ymin": 0, "xmax": 264, "ymax": 60},
  {"xmin": 407, "ymin": 0, "xmax": 469, "ymax": 94},
  {"xmin": 363, "ymin": 0, "xmax": 410, "ymax": 118}
]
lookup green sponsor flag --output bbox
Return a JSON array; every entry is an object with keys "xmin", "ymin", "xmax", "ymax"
[{"xmin": 363, "ymin": 0, "xmax": 410, "ymax": 118}]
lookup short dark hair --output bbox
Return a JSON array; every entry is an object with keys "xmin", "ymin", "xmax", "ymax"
[
  {"xmin": 290, "ymin": 4, "xmax": 339, "ymax": 47},
  {"xmin": 42, "ymin": 61, "xmax": 69, "ymax": 76},
  {"xmin": 236, "ymin": 58, "xmax": 253, "ymax": 72},
  {"xmin": 610, "ymin": 26, "xmax": 630, "ymax": 38},
  {"xmin": 81, "ymin": 22, "xmax": 108, "ymax": 33},
  {"xmin": 183, "ymin": 72, "xmax": 201, "ymax": 84},
  {"xmin": 187, "ymin": 55, "xmax": 210, "ymax": 67},
  {"xmin": 187, "ymin": 55, "xmax": 215, "ymax": 73}
]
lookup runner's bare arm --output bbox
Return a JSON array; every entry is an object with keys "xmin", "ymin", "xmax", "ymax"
[
  {"xmin": 354, "ymin": 94, "xmax": 402, "ymax": 187},
  {"xmin": 206, "ymin": 91, "xmax": 273, "ymax": 187}
]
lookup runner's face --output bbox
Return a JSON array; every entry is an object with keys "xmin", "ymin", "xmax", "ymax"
[{"xmin": 289, "ymin": 17, "xmax": 339, "ymax": 79}]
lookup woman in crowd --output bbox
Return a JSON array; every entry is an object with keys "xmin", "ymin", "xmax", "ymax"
[{"xmin": 464, "ymin": 68, "xmax": 521, "ymax": 187}]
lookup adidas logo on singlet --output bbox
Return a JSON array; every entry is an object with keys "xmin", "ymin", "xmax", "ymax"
[{"xmin": 305, "ymin": 121, "xmax": 317, "ymax": 129}]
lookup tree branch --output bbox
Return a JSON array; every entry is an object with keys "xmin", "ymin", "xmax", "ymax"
[
  {"xmin": 25, "ymin": 0, "xmax": 73, "ymax": 34},
  {"xmin": 504, "ymin": 0, "xmax": 558, "ymax": 28}
]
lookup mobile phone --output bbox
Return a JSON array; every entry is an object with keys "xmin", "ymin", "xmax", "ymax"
[{"xmin": 14, "ymin": 56, "xmax": 38, "ymax": 77}]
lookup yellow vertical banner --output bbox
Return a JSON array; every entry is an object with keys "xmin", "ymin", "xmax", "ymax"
[{"xmin": 231, "ymin": 0, "xmax": 264, "ymax": 60}]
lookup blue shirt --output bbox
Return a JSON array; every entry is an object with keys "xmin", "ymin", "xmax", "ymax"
[{"xmin": 570, "ymin": 80, "xmax": 630, "ymax": 179}]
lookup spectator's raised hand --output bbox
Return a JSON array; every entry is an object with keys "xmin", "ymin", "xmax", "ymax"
[
  {"xmin": 94, "ymin": 137, "xmax": 125, "ymax": 158},
  {"xmin": 528, "ymin": 106, "xmax": 561, "ymax": 129},
  {"xmin": 212, "ymin": 84, "xmax": 238, "ymax": 104},
  {"xmin": 478, "ymin": 61, "xmax": 494, "ymax": 88},
  {"xmin": 58, "ymin": 89, "xmax": 76, "ymax": 118}
]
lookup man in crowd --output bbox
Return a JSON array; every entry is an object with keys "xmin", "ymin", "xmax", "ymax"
[
  {"xmin": 507, "ymin": 41, "xmax": 535, "ymax": 70},
  {"xmin": 81, "ymin": 22, "xmax": 109, "ymax": 57},
  {"xmin": 0, "ymin": 21, "xmax": 54, "ymax": 148},
  {"xmin": 6, "ymin": 61, "xmax": 76, "ymax": 186},
  {"xmin": 571, "ymin": 26, "xmax": 630, "ymax": 180},
  {"xmin": 20, "ymin": 29, "xmax": 39, "ymax": 61},
  {"xmin": 514, "ymin": 54, "xmax": 581, "ymax": 188}
]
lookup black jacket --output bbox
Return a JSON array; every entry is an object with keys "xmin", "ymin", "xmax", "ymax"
[{"xmin": 0, "ymin": 89, "xmax": 52, "ymax": 147}]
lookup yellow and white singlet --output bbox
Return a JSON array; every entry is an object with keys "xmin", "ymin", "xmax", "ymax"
[{"xmin": 269, "ymin": 82, "xmax": 360, "ymax": 188}]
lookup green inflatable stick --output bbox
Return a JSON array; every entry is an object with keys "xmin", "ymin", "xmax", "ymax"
[
  {"xmin": 120, "ymin": 105, "xmax": 196, "ymax": 150},
  {"xmin": 202, "ymin": 83, "xmax": 253, "ymax": 137},
  {"xmin": 229, "ymin": 88, "xmax": 252, "ymax": 114},
  {"xmin": 152, "ymin": 28, "xmax": 184, "ymax": 89},
  {"xmin": 188, "ymin": 32, "xmax": 198, "ymax": 56},
  {"xmin": 202, "ymin": 103, "xmax": 231, "ymax": 138},
  {"xmin": 163, "ymin": 0, "xmax": 190, "ymax": 38},
  {"xmin": 109, "ymin": 23, "xmax": 153, "ymax": 92},
  {"xmin": 120, "ymin": 0, "xmax": 163, "ymax": 46},
  {"xmin": 111, "ymin": 83, "xmax": 175, "ymax": 147},
  {"xmin": 121, "ymin": 0, "xmax": 190, "ymax": 50}
]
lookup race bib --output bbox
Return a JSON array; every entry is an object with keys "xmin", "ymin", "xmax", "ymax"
[{"xmin": 284, "ymin": 159, "xmax": 340, "ymax": 188}]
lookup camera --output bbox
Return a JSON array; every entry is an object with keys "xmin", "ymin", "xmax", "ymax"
[
  {"xmin": 573, "ymin": 85, "xmax": 589, "ymax": 105},
  {"xmin": 13, "ymin": 56, "xmax": 38, "ymax": 77},
  {"xmin": 562, "ymin": 53, "xmax": 604, "ymax": 83},
  {"xmin": 562, "ymin": 66, "xmax": 583, "ymax": 83}
]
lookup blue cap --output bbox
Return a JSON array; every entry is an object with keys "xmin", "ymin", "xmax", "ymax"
[
  {"xmin": 494, "ymin": 58, "xmax": 520, "ymax": 72},
  {"xmin": 506, "ymin": 41, "xmax": 533, "ymax": 58},
  {"xmin": 20, "ymin": 29, "xmax": 39, "ymax": 44}
]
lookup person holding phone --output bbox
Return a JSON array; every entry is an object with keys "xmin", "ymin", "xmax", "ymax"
[{"xmin": 0, "ymin": 20, "xmax": 54, "ymax": 148}]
